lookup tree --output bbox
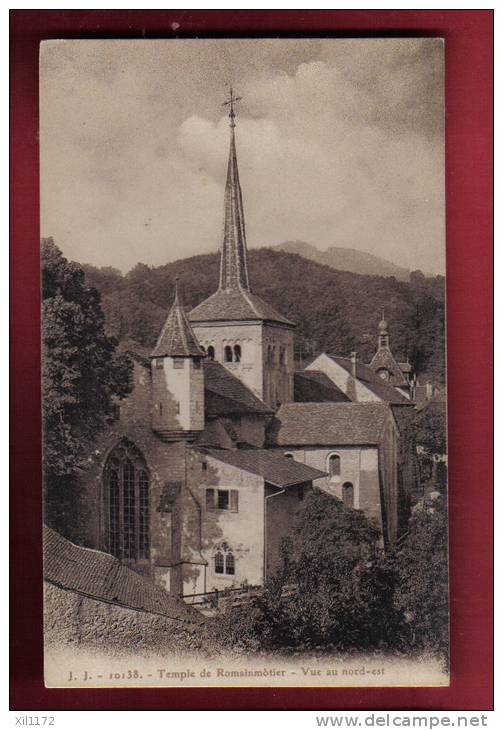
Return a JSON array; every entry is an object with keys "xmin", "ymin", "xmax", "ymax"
[
  {"xmin": 215, "ymin": 490, "xmax": 402, "ymax": 652},
  {"xmin": 42, "ymin": 239, "xmax": 133, "ymax": 527},
  {"xmin": 394, "ymin": 496, "xmax": 449, "ymax": 662}
]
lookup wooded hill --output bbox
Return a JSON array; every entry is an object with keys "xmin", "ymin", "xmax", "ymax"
[{"xmin": 81, "ymin": 248, "xmax": 446, "ymax": 383}]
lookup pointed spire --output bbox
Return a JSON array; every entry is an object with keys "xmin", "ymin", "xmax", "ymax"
[
  {"xmin": 151, "ymin": 277, "xmax": 205, "ymax": 358},
  {"xmin": 219, "ymin": 86, "xmax": 250, "ymax": 292}
]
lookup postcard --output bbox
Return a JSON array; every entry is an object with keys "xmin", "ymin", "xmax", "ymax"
[{"xmin": 40, "ymin": 38, "xmax": 447, "ymax": 688}]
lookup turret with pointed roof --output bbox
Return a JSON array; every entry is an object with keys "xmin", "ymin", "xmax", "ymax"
[
  {"xmin": 188, "ymin": 88, "xmax": 295, "ymax": 409},
  {"xmin": 151, "ymin": 279, "xmax": 205, "ymax": 359},
  {"xmin": 150, "ymin": 280, "xmax": 205, "ymax": 438}
]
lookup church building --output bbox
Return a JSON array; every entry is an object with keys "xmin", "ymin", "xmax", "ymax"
[{"xmin": 71, "ymin": 91, "xmax": 406, "ymax": 600}]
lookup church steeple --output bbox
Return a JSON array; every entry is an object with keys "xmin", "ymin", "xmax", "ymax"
[{"xmin": 219, "ymin": 86, "xmax": 250, "ymax": 292}]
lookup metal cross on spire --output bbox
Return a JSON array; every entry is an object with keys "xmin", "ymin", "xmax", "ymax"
[{"xmin": 222, "ymin": 85, "xmax": 243, "ymax": 128}]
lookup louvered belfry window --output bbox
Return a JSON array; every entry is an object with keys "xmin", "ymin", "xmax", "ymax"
[{"xmin": 105, "ymin": 440, "xmax": 150, "ymax": 562}]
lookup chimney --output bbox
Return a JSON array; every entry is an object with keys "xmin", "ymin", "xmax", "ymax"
[{"xmin": 350, "ymin": 351, "xmax": 357, "ymax": 378}]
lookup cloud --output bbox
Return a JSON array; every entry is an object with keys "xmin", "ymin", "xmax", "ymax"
[{"xmin": 40, "ymin": 40, "xmax": 444, "ymax": 274}]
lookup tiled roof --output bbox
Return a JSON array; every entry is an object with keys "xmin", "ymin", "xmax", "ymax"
[
  {"xmin": 294, "ymin": 370, "xmax": 350, "ymax": 403},
  {"xmin": 268, "ymin": 402, "xmax": 391, "ymax": 447},
  {"xmin": 369, "ymin": 348, "xmax": 408, "ymax": 386},
  {"xmin": 203, "ymin": 360, "xmax": 273, "ymax": 415},
  {"xmin": 151, "ymin": 285, "xmax": 205, "ymax": 358},
  {"xmin": 330, "ymin": 356, "xmax": 411, "ymax": 405},
  {"xmin": 197, "ymin": 446, "xmax": 326, "ymax": 488},
  {"xmin": 43, "ymin": 526, "xmax": 203, "ymax": 624},
  {"xmin": 188, "ymin": 288, "xmax": 295, "ymax": 327}
]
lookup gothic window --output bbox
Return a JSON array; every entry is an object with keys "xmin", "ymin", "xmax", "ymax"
[
  {"xmin": 214, "ymin": 543, "xmax": 235, "ymax": 576},
  {"xmin": 233, "ymin": 344, "xmax": 241, "ymax": 362},
  {"xmin": 225, "ymin": 551, "xmax": 235, "ymax": 575},
  {"xmin": 328, "ymin": 453, "xmax": 341, "ymax": 478},
  {"xmin": 214, "ymin": 550, "xmax": 224, "ymax": 574},
  {"xmin": 224, "ymin": 345, "xmax": 233, "ymax": 362},
  {"xmin": 207, "ymin": 346, "xmax": 215, "ymax": 361},
  {"xmin": 342, "ymin": 482, "xmax": 354, "ymax": 508},
  {"xmin": 104, "ymin": 440, "xmax": 150, "ymax": 563}
]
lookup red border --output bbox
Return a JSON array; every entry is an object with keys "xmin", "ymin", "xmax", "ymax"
[{"xmin": 10, "ymin": 10, "xmax": 493, "ymax": 711}]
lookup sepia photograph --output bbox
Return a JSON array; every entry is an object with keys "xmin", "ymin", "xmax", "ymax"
[{"xmin": 39, "ymin": 38, "xmax": 448, "ymax": 688}]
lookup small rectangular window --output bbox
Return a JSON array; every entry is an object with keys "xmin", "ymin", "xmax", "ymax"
[
  {"xmin": 202, "ymin": 461, "xmax": 208, "ymax": 472},
  {"xmin": 175, "ymin": 402, "xmax": 180, "ymax": 414},
  {"xmin": 217, "ymin": 490, "xmax": 229, "ymax": 510},
  {"xmin": 193, "ymin": 358, "xmax": 201, "ymax": 370},
  {"xmin": 206, "ymin": 489, "xmax": 215, "ymax": 511},
  {"xmin": 155, "ymin": 358, "xmax": 164, "ymax": 369},
  {"xmin": 230, "ymin": 490, "xmax": 239, "ymax": 512},
  {"xmin": 173, "ymin": 358, "xmax": 185, "ymax": 369}
]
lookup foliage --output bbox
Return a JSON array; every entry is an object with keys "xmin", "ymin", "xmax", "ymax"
[
  {"xmin": 413, "ymin": 401, "xmax": 447, "ymax": 457},
  {"xmin": 214, "ymin": 491, "xmax": 402, "ymax": 653},
  {"xmin": 81, "ymin": 248, "xmax": 446, "ymax": 383},
  {"xmin": 394, "ymin": 496, "xmax": 449, "ymax": 661},
  {"xmin": 42, "ymin": 239, "xmax": 133, "ymax": 485}
]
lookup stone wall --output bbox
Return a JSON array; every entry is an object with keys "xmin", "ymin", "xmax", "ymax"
[{"xmin": 44, "ymin": 582, "xmax": 210, "ymax": 655}]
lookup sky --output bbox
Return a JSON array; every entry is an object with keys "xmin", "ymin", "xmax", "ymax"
[{"xmin": 40, "ymin": 38, "xmax": 445, "ymax": 275}]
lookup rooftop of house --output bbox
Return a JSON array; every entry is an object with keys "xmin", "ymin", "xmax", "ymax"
[
  {"xmin": 188, "ymin": 287, "xmax": 295, "ymax": 327},
  {"xmin": 327, "ymin": 355, "xmax": 412, "ymax": 405},
  {"xmin": 294, "ymin": 370, "xmax": 350, "ymax": 403},
  {"xmin": 268, "ymin": 402, "xmax": 393, "ymax": 447},
  {"xmin": 197, "ymin": 445, "xmax": 326, "ymax": 488},
  {"xmin": 43, "ymin": 526, "xmax": 203, "ymax": 623}
]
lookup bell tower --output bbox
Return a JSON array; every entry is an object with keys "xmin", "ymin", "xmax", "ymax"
[
  {"xmin": 188, "ymin": 87, "xmax": 295, "ymax": 409},
  {"xmin": 150, "ymin": 279, "xmax": 205, "ymax": 439}
]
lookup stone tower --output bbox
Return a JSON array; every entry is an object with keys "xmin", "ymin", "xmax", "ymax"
[
  {"xmin": 150, "ymin": 280, "xmax": 206, "ymax": 438},
  {"xmin": 188, "ymin": 87, "xmax": 295, "ymax": 409}
]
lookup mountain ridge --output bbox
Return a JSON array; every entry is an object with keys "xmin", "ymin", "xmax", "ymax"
[{"xmin": 274, "ymin": 241, "xmax": 430, "ymax": 280}]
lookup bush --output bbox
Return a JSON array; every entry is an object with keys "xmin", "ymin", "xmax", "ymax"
[
  {"xmin": 394, "ymin": 496, "xmax": 449, "ymax": 661},
  {"xmin": 214, "ymin": 490, "xmax": 403, "ymax": 653}
]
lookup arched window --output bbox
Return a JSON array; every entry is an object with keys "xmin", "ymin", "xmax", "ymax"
[
  {"xmin": 328, "ymin": 454, "xmax": 341, "ymax": 478},
  {"xmin": 233, "ymin": 344, "xmax": 241, "ymax": 362},
  {"xmin": 104, "ymin": 440, "xmax": 150, "ymax": 563},
  {"xmin": 342, "ymin": 482, "xmax": 354, "ymax": 508},
  {"xmin": 214, "ymin": 543, "xmax": 235, "ymax": 576},
  {"xmin": 224, "ymin": 345, "xmax": 233, "ymax": 362},
  {"xmin": 207, "ymin": 345, "xmax": 215, "ymax": 361},
  {"xmin": 225, "ymin": 551, "xmax": 235, "ymax": 575},
  {"xmin": 214, "ymin": 550, "xmax": 224, "ymax": 574}
]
